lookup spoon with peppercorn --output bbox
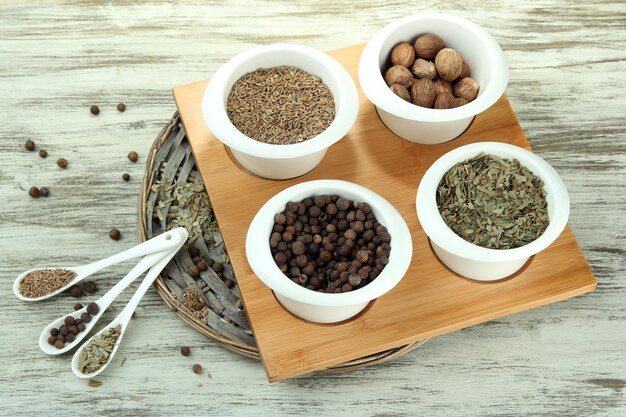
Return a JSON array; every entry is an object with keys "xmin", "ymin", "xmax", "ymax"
[
  {"xmin": 14, "ymin": 227, "xmax": 187, "ymax": 302},
  {"xmin": 38, "ymin": 228, "xmax": 188, "ymax": 356},
  {"xmin": 71, "ymin": 238, "xmax": 185, "ymax": 378}
]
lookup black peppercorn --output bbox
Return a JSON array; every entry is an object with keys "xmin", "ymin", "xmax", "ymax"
[
  {"xmin": 57, "ymin": 158, "xmax": 68, "ymax": 169},
  {"xmin": 187, "ymin": 265, "xmax": 199, "ymax": 277},
  {"xmin": 50, "ymin": 328, "xmax": 59, "ymax": 337},
  {"xmin": 24, "ymin": 139, "xmax": 35, "ymax": 151},
  {"xmin": 212, "ymin": 262, "xmax": 224, "ymax": 273},
  {"xmin": 59, "ymin": 325, "xmax": 69, "ymax": 336},
  {"xmin": 344, "ymin": 229, "xmax": 357, "ymax": 241},
  {"xmin": 87, "ymin": 302, "xmax": 99, "ymax": 315},
  {"xmin": 65, "ymin": 333, "xmax": 76, "ymax": 343},
  {"xmin": 47, "ymin": 336, "xmax": 57, "ymax": 346},
  {"xmin": 109, "ymin": 228, "xmax": 121, "ymax": 241},
  {"xmin": 192, "ymin": 364, "xmax": 202, "ymax": 374},
  {"xmin": 64, "ymin": 316, "xmax": 75, "ymax": 326},
  {"xmin": 128, "ymin": 151, "xmax": 138, "ymax": 162},
  {"xmin": 70, "ymin": 285, "xmax": 83, "ymax": 297},
  {"xmin": 90, "ymin": 104, "xmax": 100, "ymax": 115},
  {"xmin": 188, "ymin": 246, "xmax": 200, "ymax": 258},
  {"xmin": 356, "ymin": 250, "xmax": 369, "ymax": 263},
  {"xmin": 274, "ymin": 213, "xmax": 286, "ymax": 225},
  {"xmin": 122, "ymin": 173, "xmax": 130, "ymax": 182},
  {"xmin": 117, "ymin": 102, "xmax": 126, "ymax": 112},
  {"xmin": 81, "ymin": 312, "xmax": 91, "ymax": 322},
  {"xmin": 197, "ymin": 261, "xmax": 208, "ymax": 271},
  {"xmin": 181, "ymin": 346, "xmax": 191, "ymax": 356},
  {"xmin": 282, "ymin": 231, "xmax": 293, "ymax": 243},
  {"xmin": 274, "ymin": 252, "xmax": 287, "ymax": 265},
  {"xmin": 28, "ymin": 187, "xmax": 40, "ymax": 198},
  {"xmin": 38, "ymin": 149, "xmax": 47, "ymax": 158},
  {"xmin": 291, "ymin": 241, "xmax": 305, "ymax": 256},
  {"xmin": 83, "ymin": 281, "xmax": 97, "ymax": 294},
  {"xmin": 39, "ymin": 187, "xmax": 50, "ymax": 197},
  {"xmin": 348, "ymin": 274, "xmax": 361, "ymax": 287},
  {"xmin": 54, "ymin": 339, "xmax": 65, "ymax": 349},
  {"xmin": 336, "ymin": 198, "xmax": 351, "ymax": 211},
  {"xmin": 68, "ymin": 325, "xmax": 78, "ymax": 335}
]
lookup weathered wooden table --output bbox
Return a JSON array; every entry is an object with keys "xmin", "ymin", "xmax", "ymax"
[{"xmin": 1, "ymin": 1, "xmax": 624, "ymax": 416}]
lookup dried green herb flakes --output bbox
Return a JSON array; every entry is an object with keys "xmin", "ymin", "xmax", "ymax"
[
  {"xmin": 436, "ymin": 154, "xmax": 549, "ymax": 249},
  {"xmin": 78, "ymin": 325, "xmax": 121, "ymax": 374}
]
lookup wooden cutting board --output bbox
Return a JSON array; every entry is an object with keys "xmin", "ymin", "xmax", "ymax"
[{"xmin": 172, "ymin": 43, "xmax": 596, "ymax": 382}]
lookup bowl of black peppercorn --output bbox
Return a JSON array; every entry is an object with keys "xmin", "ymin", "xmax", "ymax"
[{"xmin": 246, "ymin": 179, "xmax": 413, "ymax": 323}]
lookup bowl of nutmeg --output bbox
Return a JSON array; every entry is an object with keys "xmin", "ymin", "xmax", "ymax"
[
  {"xmin": 246, "ymin": 180, "xmax": 413, "ymax": 323},
  {"xmin": 358, "ymin": 13, "xmax": 508, "ymax": 144}
]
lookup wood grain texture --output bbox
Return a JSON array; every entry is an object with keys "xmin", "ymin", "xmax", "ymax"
[
  {"xmin": 0, "ymin": 0, "xmax": 624, "ymax": 415},
  {"xmin": 173, "ymin": 40, "xmax": 597, "ymax": 381}
]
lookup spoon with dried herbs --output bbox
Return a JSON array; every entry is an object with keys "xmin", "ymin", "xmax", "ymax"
[
  {"xmin": 71, "ymin": 239, "xmax": 185, "ymax": 378},
  {"xmin": 39, "ymin": 228, "xmax": 187, "ymax": 356},
  {"xmin": 14, "ymin": 228, "xmax": 186, "ymax": 302}
]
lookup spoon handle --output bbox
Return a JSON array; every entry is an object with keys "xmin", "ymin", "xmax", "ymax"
[
  {"xmin": 75, "ymin": 228, "xmax": 186, "ymax": 279},
  {"xmin": 115, "ymin": 243, "xmax": 183, "ymax": 325}
]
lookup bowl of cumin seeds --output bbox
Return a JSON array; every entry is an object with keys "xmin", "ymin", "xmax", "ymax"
[{"xmin": 203, "ymin": 43, "xmax": 359, "ymax": 180}]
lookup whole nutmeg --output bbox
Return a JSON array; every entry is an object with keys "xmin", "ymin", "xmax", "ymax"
[
  {"xmin": 389, "ymin": 84, "xmax": 411, "ymax": 102},
  {"xmin": 453, "ymin": 77, "xmax": 479, "ymax": 102},
  {"xmin": 453, "ymin": 97, "xmax": 469, "ymax": 107},
  {"xmin": 384, "ymin": 65, "xmax": 413, "ymax": 88},
  {"xmin": 434, "ymin": 48, "xmax": 463, "ymax": 82},
  {"xmin": 434, "ymin": 92, "xmax": 455, "ymax": 109},
  {"xmin": 433, "ymin": 78, "xmax": 453, "ymax": 95},
  {"xmin": 410, "ymin": 79, "xmax": 437, "ymax": 108},
  {"xmin": 414, "ymin": 34, "xmax": 446, "ymax": 59},
  {"xmin": 459, "ymin": 62, "xmax": 470, "ymax": 79},
  {"xmin": 411, "ymin": 59, "xmax": 436, "ymax": 80},
  {"xmin": 390, "ymin": 42, "xmax": 415, "ymax": 67}
]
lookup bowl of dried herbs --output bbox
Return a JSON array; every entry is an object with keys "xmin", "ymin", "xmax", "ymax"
[
  {"xmin": 416, "ymin": 142, "xmax": 570, "ymax": 281},
  {"xmin": 202, "ymin": 43, "xmax": 359, "ymax": 180}
]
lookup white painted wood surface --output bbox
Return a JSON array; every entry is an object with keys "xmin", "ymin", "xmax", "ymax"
[{"xmin": 1, "ymin": 1, "xmax": 624, "ymax": 415}]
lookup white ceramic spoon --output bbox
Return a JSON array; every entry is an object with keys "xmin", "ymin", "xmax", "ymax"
[
  {"xmin": 14, "ymin": 228, "xmax": 187, "ymax": 302},
  {"xmin": 38, "ymin": 228, "xmax": 187, "ymax": 355},
  {"xmin": 71, "ymin": 235, "xmax": 185, "ymax": 378}
]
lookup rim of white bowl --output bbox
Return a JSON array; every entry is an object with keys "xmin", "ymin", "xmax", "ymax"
[
  {"xmin": 246, "ymin": 180, "xmax": 413, "ymax": 307},
  {"xmin": 202, "ymin": 44, "xmax": 359, "ymax": 160},
  {"xmin": 359, "ymin": 13, "xmax": 509, "ymax": 123},
  {"xmin": 416, "ymin": 142, "xmax": 570, "ymax": 262}
]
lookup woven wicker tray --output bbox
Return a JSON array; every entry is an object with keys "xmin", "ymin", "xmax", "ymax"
[{"xmin": 137, "ymin": 112, "xmax": 427, "ymax": 371}]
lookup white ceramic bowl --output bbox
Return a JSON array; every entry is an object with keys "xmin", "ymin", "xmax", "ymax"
[
  {"xmin": 416, "ymin": 142, "xmax": 569, "ymax": 281},
  {"xmin": 359, "ymin": 13, "xmax": 509, "ymax": 144},
  {"xmin": 246, "ymin": 180, "xmax": 413, "ymax": 323},
  {"xmin": 203, "ymin": 44, "xmax": 359, "ymax": 180}
]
